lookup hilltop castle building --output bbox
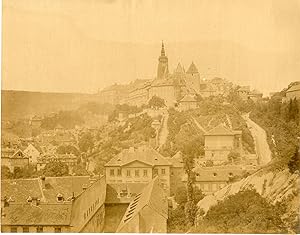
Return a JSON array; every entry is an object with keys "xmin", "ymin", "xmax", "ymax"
[{"xmin": 98, "ymin": 42, "xmax": 233, "ymax": 107}]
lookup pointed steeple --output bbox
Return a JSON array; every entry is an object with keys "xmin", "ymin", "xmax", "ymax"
[
  {"xmin": 175, "ymin": 63, "xmax": 184, "ymax": 74},
  {"xmin": 186, "ymin": 62, "xmax": 199, "ymax": 74},
  {"xmin": 157, "ymin": 41, "xmax": 169, "ymax": 79},
  {"xmin": 161, "ymin": 41, "xmax": 166, "ymax": 56}
]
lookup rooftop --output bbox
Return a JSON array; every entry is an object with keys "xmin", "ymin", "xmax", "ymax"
[
  {"xmin": 1, "ymin": 203, "xmax": 72, "ymax": 226},
  {"xmin": 186, "ymin": 62, "xmax": 199, "ymax": 74},
  {"xmin": 1, "ymin": 176, "xmax": 93, "ymax": 204},
  {"xmin": 116, "ymin": 177, "xmax": 168, "ymax": 232},
  {"xmin": 105, "ymin": 145, "xmax": 171, "ymax": 167},
  {"xmin": 204, "ymin": 124, "xmax": 242, "ymax": 136}
]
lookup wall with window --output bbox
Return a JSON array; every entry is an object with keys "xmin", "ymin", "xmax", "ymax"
[
  {"xmin": 70, "ymin": 176, "xmax": 106, "ymax": 232},
  {"xmin": 194, "ymin": 181, "xmax": 227, "ymax": 195},
  {"xmin": 105, "ymin": 162, "xmax": 153, "ymax": 184},
  {"xmin": 1, "ymin": 225, "xmax": 70, "ymax": 233},
  {"xmin": 153, "ymin": 166, "xmax": 170, "ymax": 195}
]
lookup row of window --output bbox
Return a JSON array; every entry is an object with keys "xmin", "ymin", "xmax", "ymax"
[
  {"xmin": 10, "ymin": 226, "xmax": 61, "ymax": 233},
  {"xmin": 109, "ymin": 168, "xmax": 166, "ymax": 177},
  {"xmin": 196, "ymin": 182, "xmax": 226, "ymax": 192},
  {"xmin": 83, "ymin": 198, "xmax": 100, "ymax": 220}
]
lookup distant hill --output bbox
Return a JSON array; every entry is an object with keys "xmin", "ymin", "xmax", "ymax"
[{"xmin": 1, "ymin": 90, "xmax": 100, "ymax": 120}]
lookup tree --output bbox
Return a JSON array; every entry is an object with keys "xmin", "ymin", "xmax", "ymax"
[
  {"xmin": 73, "ymin": 164, "xmax": 89, "ymax": 176},
  {"xmin": 148, "ymin": 95, "xmax": 165, "ymax": 109},
  {"xmin": 78, "ymin": 132, "xmax": 94, "ymax": 153},
  {"xmin": 288, "ymin": 147, "xmax": 300, "ymax": 175},
  {"xmin": 1, "ymin": 166, "xmax": 12, "ymax": 179},
  {"xmin": 193, "ymin": 188, "xmax": 287, "ymax": 233},
  {"xmin": 227, "ymin": 150, "xmax": 241, "ymax": 164},
  {"xmin": 43, "ymin": 161, "xmax": 69, "ymax": 177},
  {"xmin": 57, "ymin": 145, "xmax": 80, "ymax": 156},
  {"xmin": 174, "ymin": 186, "xmax": 188, "ymax": 205}
]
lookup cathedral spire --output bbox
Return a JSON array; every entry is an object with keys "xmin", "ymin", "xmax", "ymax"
[{"xmin": 161, "ymin": 41, "xmax": 166, "ymax": 56}]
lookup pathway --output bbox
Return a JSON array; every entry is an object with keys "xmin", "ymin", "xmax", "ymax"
[{"xmin": 243, "ymin": 113, "xmax": 272, "ymax": 165}]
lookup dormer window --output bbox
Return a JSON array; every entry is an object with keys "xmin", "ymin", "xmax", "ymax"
[
  {"xmin": 27, "ymin": 196, "xmax": 33, "ymax": 203},
  {"xmin": 57, "ymin": 193, "xmax": 64, "ymax": 202}
]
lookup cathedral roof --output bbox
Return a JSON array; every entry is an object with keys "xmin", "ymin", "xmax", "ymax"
[
  {"xmin": 174, "ymin": 63, "xmax": 185, "ymax": 74},
  {"xmin": 186, "ymin": 62, "xmax": 199, "ymax": 74}
]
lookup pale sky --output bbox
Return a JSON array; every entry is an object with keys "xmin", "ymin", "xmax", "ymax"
[{"xmin": 3, "ymin": 0, "xmax": 300, "ymax": 95}]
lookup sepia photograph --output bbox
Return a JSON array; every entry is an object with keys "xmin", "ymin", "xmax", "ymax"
[{"xmin": 1, "ymin": 0, "xmax": 300, "ymax": 233}]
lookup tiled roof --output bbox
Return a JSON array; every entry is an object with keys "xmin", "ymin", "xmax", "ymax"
[
  {"xmin": 180, "ymin": 94, "xmax": 197, "ymax": 103},
  {"xmin": 1, "ymin": 176, "xmax": 91, "ymax": 204},
  {"xmin": 151, "ymin": 78, "xmax": 174, "ymax": 87},
  {"xmin": 105, "ymin": 146, "xmax": 171, "ymax": 167},
  {"xmin": 1, "ymin": 179, "xmax": 43, "ymax": 202},
  {"xmin": 116, "ymin": 177, "xmax": 168, "ymax": 232},
  {"xmin": 204, "ymin": 124, "xmax": 241, "ymax": 136},
  {"xmin": 1, "ymin": 203, "xmax": 72, "ymax": 226},
  {"xmin": 42, "ymin": 176, "xmax": 91, "ymax": 203},
  {"xmin": 105, "ymin": 183, "xmax": 148, "ymax": 204},
  {"xmin": 186, "ymin": 62, "xmax": 199, "ymax": 74}
]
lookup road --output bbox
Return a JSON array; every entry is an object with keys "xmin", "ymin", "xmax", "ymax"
[
  {"xmin": 158, "ymin": 112, "xmax": 169, "ymax": 149},
  {"xmin": 243, "ymin": 113, "xmax": 272, "ymax": 165}
]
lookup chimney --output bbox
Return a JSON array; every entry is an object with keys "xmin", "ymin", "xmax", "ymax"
[
  {"xmin": 82, "ymin": 184, "xmax": 88, "ymax": 191},
  {"xmin": 89, "ymin": 175, "xmax": 97, "ymax": 185},
  {"xmin": 31, "ymin": 197, "xmax": 40, "ymax": 206}
]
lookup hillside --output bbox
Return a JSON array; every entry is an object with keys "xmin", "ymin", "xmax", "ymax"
[
  {"xmin": 196, "ymin": 166, "xmax": 299, "ymax": 232},
  {"xmin": 1, "ymin": 90, "xmax": 100, "ymax": 120}
]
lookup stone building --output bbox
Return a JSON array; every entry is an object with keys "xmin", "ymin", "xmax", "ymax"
[
  {"xmin": 167, "ymin": 151, "xmax": 185, "ymax": 196},
  {"xmin": 104, "ymin": 145, "xmax": 171, "ymax": 196},
  {"xmin": 37, "ymin": 153, "xmax": 77, "ymax": 173},
  {"xmin": 1, "ymin": 175, "xmax": 106, "ymax": 233},
  {"xmin": 116, "ymin": 177, "xmax": 168, "ymax": 233},
  {"xmin": 203, "ymin": 124, "xmax": 242, "ymax": 164},
  {"xmin": 182, "ymin": 165, "xmax": 247, "ymax": 195},
  {"xmin": 178, "ymin": 94, "xmax": 198, "ymax": 111},
  {"xmin": 23, "ymin": 143, "xmax": 42, "ymax": 165},
  {"xmin": 122, "ymin": 43, "xmax": 201, "ymax": 107},
  {"xmin": 1, "ymin": 148, "xmax": 29, "ymax": 172}
]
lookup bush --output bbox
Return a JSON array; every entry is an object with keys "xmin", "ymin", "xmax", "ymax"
[{"xmin": 193, "ymin": 188, "xmax": 287, "ymax": 233}]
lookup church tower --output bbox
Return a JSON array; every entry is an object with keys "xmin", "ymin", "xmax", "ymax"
[{"xmin": 157, "ymin": 41, "xmax": 169, "ymax": 79}]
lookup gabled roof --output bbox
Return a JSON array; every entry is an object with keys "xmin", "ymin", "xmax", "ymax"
[
  {"xmin": 105, "ymin": 146, "xmax": 171, "ymax": 167},
  {"xmin": 11, "ymin": 149, "xmax": 28, "ymax": 159},
  {"xmin": 116, "ymin": 177, "xmax": 168, "ymax": 232},
  {"xmin": 204, "ymin": 124, "xmax": 241, "ymax": 136},
  {"xmin": 179, "ymin": 94, "xmax": 197, "ymax": 103},
  {"xmin": 186, "ymin": 62, "xmax": 199, "ymax": 74}
]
